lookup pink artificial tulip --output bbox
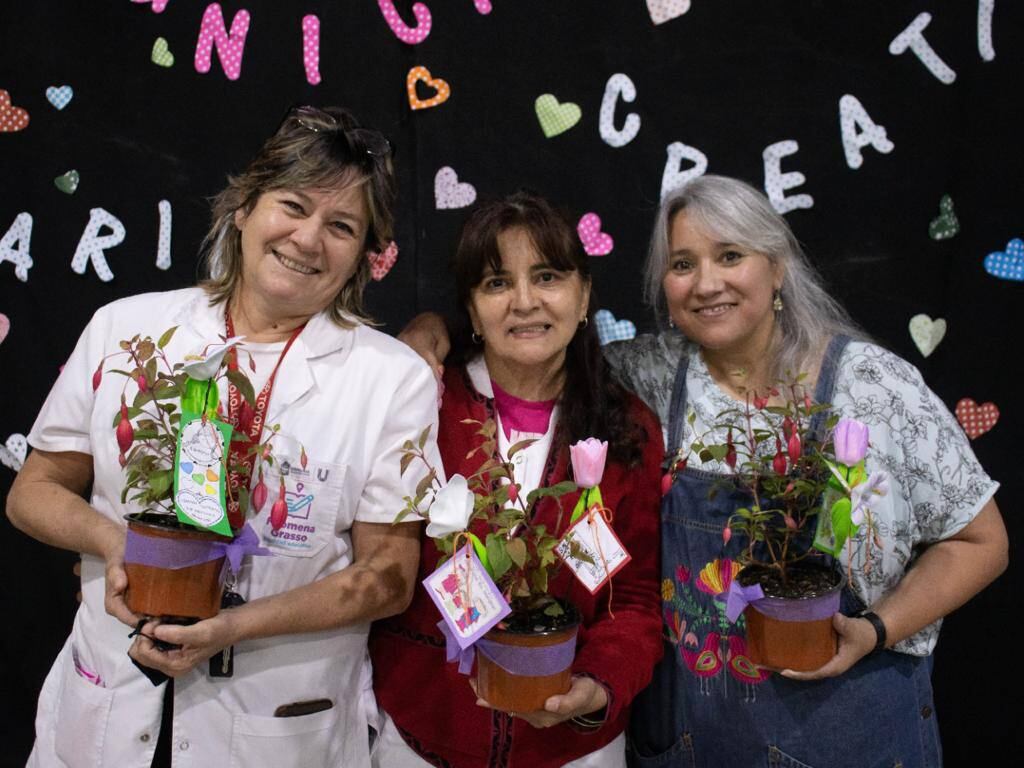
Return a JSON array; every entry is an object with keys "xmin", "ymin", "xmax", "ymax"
[
  {"xmin": 833, "ymin": 418, "xmax": 869, "ymax": 465},
  {"xmin": 570, "ymin": 438, "xmax": 608, "ymax": 488}
]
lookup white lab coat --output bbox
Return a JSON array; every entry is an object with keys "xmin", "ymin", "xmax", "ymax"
[{"xmin": 26, "ymin": 287, "xmax": 440, "ymax": 768}]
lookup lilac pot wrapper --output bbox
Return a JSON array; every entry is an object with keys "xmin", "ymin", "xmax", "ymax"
[
  {"xmin": 125, "ymin": 523, "xmax": 271, "ymax": 575},
  {"xmin": 440, "ymin": 620, "xmax": 577, "ymax": 677}
]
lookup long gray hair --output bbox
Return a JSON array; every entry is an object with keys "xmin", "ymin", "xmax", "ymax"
[{"xmin": 644, "ymin": 175, "xmax": 866, "ymax": 380}]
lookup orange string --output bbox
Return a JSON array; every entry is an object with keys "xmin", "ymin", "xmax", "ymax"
[
  {"xmin": 451, "ymin": 531, "xmax": 474, "ymax": 628},
  {"xmin": 587, "ymin": 505, "xmax": 616, "ymax": 619}
]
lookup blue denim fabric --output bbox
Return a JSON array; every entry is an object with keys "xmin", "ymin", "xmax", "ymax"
[{"xmin": 627, "ymin": 337, "xmax": 942, "ymax": 768}]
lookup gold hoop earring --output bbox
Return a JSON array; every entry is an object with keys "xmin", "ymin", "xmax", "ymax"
[
  {"xmin": 579, "ymin": 317, "xmax": 589, "ymax": 329},
  {"xmin": 772, "ymin": 289, "xmax": 784, "ymax": 312}
]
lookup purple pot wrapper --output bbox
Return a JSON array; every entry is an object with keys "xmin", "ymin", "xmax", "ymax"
[
  {"xmin": 125, "ymin": 523, "xmax": 271, "ymax": 575},
  {"xmin": 748, "ymin": 586, "xmax": 841, "ymax": 622},
  {"xmin": 439, "ymin": 620, "xmax": 577, "ymax": 677}
]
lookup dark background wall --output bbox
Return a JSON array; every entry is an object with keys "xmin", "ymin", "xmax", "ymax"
[{"xmin": 1, "ymin": 2, "xmax": 1019, "ymax": 765}]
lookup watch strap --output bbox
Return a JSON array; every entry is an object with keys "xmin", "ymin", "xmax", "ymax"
[{"xmin": 859, "ymin": 610, "xmax": 888, "ymax": 654}]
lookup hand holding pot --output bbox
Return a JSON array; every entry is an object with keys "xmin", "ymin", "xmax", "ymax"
[
  {"xmin": 128, "ymin": 613, "xmax": 237, "ymax": 678},
  {"xmin": 471, "ymin": 675, "xmax": 608, "ymax": 729},
  {"xmin": 99, "ymin": 528, "xmax": 141, "ymax": 628},
  {"xmin": 779, "ymin": 613, "xmax": 878, "ymax": 681}
]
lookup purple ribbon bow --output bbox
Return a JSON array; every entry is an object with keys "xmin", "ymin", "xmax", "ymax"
[
  {"xmin": 439, "ymin": 620, "xmax": 477, "ymax": 674},
  {"xmin": 725, "ymin": 580, "xmax": 765, "ymax": 623}
]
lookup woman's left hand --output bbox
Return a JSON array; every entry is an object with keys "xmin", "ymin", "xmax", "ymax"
[
  {"xmin": 128, "ymin": 613, "xmax": 237, "ymax": 678},
  {"xmin": 472, "ymin": 675, "xmax": 608, "ymax": 729},
  {"xmin": 780, "ymin": 613, "xmax": 877, "ymax": 681}
]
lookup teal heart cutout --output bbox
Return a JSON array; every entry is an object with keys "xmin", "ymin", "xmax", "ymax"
[
  {"xmin": 928, "ymin": 195, "xmax": 959, "ymax": 240},
  {"xmin": 54, "ymin": 170, "xmax": 79, "ymax": 194}
]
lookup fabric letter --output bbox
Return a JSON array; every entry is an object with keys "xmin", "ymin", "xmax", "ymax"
[
  {"xmin": 71, "ymin": 208, "xmax": 126, "ymax": 283},
  {"xmin": 661, "ymin": 142, "xmax": 708, "ymax": 201},
  {"xmin": 302, "ymin": 15, "xmax": 321, "ymax": 85},
  {"xmin": 599, "ymin": 74, "xmax": 641, "ymax": 148},
  {"xmin": 194, "ymin": 3, "xmax": 251, "ymax": 81},
  {"xmin": 978, "ymin": 0, "xmax": 995, "ymax": 61},
  {"xmin": 763, "ymin": 140, "xmax": 813, "ymax": 214},
  {"xmin": 889, "ymin": 13, "xmax": 956, "ymax": 84},
  {"xmin": 0, "ymin": 212, "xmax": 33, "ymax": 282},
  {"xmin": 839, "ymin": 95, "xmax": 894, "ymax": 169},
  {"xmin": 156, "ymin": 200, "xmax": 172, "ymax": 271},
  {"xmin": 376, "ymin": 0, "xmax": 432, "ymax": 45}
]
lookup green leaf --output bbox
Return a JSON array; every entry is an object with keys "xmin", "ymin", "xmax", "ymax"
[
  {"xmin": 486, "ymin": 534, "xmax": 513, "ymax": 580},
  {"xmin": 706, "ymin": 444, "xmax": 729, "ymax": 461},
  {"xmin": 525, "ymin": 480, "xmax": 577, "ymax": 505},
  {"xmin": 506, "ymin": 538, "xmax": 527, "ymax": 568},
  {"xmin": 400, "ymin": 452, "xmax": 416, "ymax": 477},
  {"xmin": 157, "ymin": 326, "xmax": 178, "ymax": 350},
  {"xmin": 415, "ymin": 469, "xmax": 436, "ymax": 499},
  {"xmin": 417, "ymin": 425, "xmax": 432, "ymax": 450},
  {"xmin": 543, "ymin": 601, "xmax": 565, "ymax": 617},
  {"xmin": 698, "ymin": 448, "xmax": 714, "ymax": 463},
  {"xmin": 506, "ymin": 438, "xmax": 536, "ymax": 458},
  {"xmin": 226, "ymin": 369, "xmax": 256, "ymax": 407},
  {"xmin": 147, "ymin": 469, "xmax": 173, "ymax": 498}
]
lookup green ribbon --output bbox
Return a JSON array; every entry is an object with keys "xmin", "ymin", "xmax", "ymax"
[{"xmin": 570, "ymin": 486, "xmax": 603, "ymax": 525}]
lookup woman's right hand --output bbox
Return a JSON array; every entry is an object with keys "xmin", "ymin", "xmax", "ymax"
[
  {"xmin": 397, "ymin": 312, "xmax": 450, "ymax": 377},
  {"xmin": 98, "ymin": 528, "xmax": 141, "ymax": 627}
]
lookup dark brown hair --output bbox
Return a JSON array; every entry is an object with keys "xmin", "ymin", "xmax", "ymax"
[
  {"xmin": 199, "ymin": 106, "xmax": 397, "ymax": 327},
  {"xmin": 451, "ymin": 191, "xmax": 644, "ymax": 466}
]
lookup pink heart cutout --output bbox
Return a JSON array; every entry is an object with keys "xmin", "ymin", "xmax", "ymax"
[
  {"xmin": 955, "ymin": 398, "xmax": 999, "ymax": 439},
  {"xmin": 577, "ymin": 213, "xmax": 614, "ymax": 256},
  {"xmin": 370, "ymin": 241, "xmax": 399, "ymax": 281},
  {"xmin": 0, "ymin": 313, "xmax": 9, "ymax": 345}
]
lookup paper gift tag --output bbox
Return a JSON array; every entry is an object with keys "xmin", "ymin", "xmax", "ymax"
[
  {"xmin": 173, "ymin": 414, "xmax": 234, "ymax": 536},
  {"xmin": 424, "ymin": 545, "xmax": 510, "ymax": 649},
  {"xmin": 556, "ymin": 510, "xmax": 631, "ymax": 593}
]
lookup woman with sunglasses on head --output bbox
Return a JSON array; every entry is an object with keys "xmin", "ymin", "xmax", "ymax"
[
  {"xmin": 370, "ymin": 192, "xmax": 664, "ymax": 768},
  {"xmin": 7, "ymin": 106, "xmax": 441, "ymax": 768}
]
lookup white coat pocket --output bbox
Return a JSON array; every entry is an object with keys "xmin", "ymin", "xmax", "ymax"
[
  {"xmin": 260, "ymin": 458, "xmax": 347, "ymax": 559},
  {"xmin": 53, "ymin": 651, "xmax": 114, "ymax": 768},
  {"xmin": 229, "ymin": 706, "xmax": 339, "ymax": 768}
]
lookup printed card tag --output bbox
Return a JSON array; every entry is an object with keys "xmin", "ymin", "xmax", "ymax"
[
  {"xmin": 173, "ymin": 411, "xmax": 234, "ymax": 536},
  {"xmin": 423, "ymin": 545, "xmax": 510, "ymax": 649},
  {"xmin": 556, "ymin": 510, "xmax": 631, "ymax": 594}
]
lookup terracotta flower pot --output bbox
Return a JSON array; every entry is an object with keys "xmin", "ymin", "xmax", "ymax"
[
  {"xmin": 475, "ymin": 608, "xmax": 580, "ymax": 713},
  {"xmin": 739, "ymin": 563, "xmax": 844, "ymax": 672},
  {"xmin": 123, "ymin": 512, "xmax": 232, "ymax": 620}
]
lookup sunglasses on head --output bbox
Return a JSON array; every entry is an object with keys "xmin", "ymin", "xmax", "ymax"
[{"xmin": 278, "ymin": 104, "xmax": 394, "ymax": 163}]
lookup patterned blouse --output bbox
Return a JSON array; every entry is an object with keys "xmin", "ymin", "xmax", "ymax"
[{"xmin": 605, "ymin": 331, "xmax": 999, "ymax": 656}]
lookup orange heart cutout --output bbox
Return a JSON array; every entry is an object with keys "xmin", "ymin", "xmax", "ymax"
[
  {"xmin": 0, "ymin": 89, "xmax": 31, "ymax": 132},
  {"xmin": 407, "ymin": 66, "xmax": 450, "ymax": 110},
  {"xmin": 954, "ymin": 398, "xmax": 999, "ymax": 439},
  {"xmin": 206, "ymin": 467, "xmax": 219, "ymax": 482}
]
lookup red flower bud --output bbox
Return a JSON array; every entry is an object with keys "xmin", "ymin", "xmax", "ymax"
[
  {"xmin": 116, "ymin": 415, "xmax": 134, "ymax": 454},
  {"xmin": 118, "ymin": 452, "xmax": 127, "ymax": 468},
  {"xmin": 675, "ymin": 458, "xmax": 688, "ymax": 473},
  {"xmin": 251, "ymin": 473, "xmax": 268, "ymax": 514},
  {"xmin": 92, "ymin": 363, "xmax": 103, "ymax": 391},
  {"xmin": 270, "ymin": 498, "xmax": 288, "ymax": 531},
  {"xmin": 753, "ymin": 394, "xmax": 769, "ymax": 410},
  {"xmin": 784, "ymin": 514, "xmax": 797, "ymax": 530},
  {"xmin": 300, "ymin": 446, "xmax": 308, "ymax": 471},
  {"xmin": 661, "ymin": 472, "xmax": 673, "ymax": 496},
  {"xmin": 772, "ymin": 439, "xmax": 787, "ymax": 475},
  {"xmin": 508, "ymin": 483, "xmax": 518, "ymax": 503},
  {"xmin": 787, "ymin": 432, "xmax": 802, "ymax": 462},
  {"xmin": 782, "ymin": 417, "xmax": 794, "ymax": 441},
  {"xmin": 725, "ymin": 429, "xmax": 737, "ymax": 469},
  {"xmin": 137, "ymin": 373, "xmax": 148, "ymax": 392},
  {"xmin": 804, "ymin": 393, "xmax": 813, "ymax": 410},
  {"xmin": 722, "ymin": 526, "xmax": 732, "ymax": 544}
]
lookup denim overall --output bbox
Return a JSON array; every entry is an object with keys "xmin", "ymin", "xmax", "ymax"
[{"xmin": 627, "ymin": 336, "xmax": 942, "ymax": 768}]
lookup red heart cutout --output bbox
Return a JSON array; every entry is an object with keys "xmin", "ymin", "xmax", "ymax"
[
  {"xmin": 370, "ymin": 241, "xmax": 399, "ymax": 281},
  {"xmin": 954, "ymin": 398, "xmax": 999, "ymax": 439},
  {"xmin": 0, "ymin": 89, "xmax": 30, "ymax": 132}
]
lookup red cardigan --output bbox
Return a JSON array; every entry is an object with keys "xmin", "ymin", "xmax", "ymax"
[{"xmin": 371, "ymin": 365, "xmax": 663, "ymax": 768}]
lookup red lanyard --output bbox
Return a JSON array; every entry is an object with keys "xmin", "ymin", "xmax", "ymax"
[{"xmin": 224, "ymin": 311, "xmax": 304, "ymax": 529}]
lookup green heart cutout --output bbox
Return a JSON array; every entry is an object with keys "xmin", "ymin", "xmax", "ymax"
[
  {"xmin": 534, "ymin": 94, "xmax": 581, "ymax": 138},
  {"xmin": 54, "ymin": 170, "xmax": 80, "ymax": 194},
  {"xmin": 152, "ymin": 37, "xmax": 175, "ymax": 67},
  {"xmin": 192, "ymin": 473, "xmax": 205, "ymax": 485},
  {"xmin": 928, "ymin": 194, "xmax": 959, "ymax": 240}
]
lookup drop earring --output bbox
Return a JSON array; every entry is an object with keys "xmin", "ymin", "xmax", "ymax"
[{"xmin": 772, "ymin": 289, "xmax": 784, "ymax": 312}]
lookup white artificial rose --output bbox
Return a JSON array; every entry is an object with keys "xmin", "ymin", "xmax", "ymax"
[{"xmin": 426, "ymin": 474, "xmax": 475, "ymax": 539}]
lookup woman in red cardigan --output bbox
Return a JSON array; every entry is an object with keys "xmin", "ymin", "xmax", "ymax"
[{"xmin": 370, "ymin": 192, "xmax": 663, "ymax": 767}]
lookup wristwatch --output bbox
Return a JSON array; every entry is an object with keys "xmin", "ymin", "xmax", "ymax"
[{"xmin": 858, "ymin": 610, "xmax": 888, "ymax": 654}]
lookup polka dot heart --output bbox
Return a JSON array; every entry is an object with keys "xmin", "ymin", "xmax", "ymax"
[
  {"xmin": 954, "ymin": 398, "xmax": 999, "ymax": 440},
  {"xmin": 0, "ymin": 312, "xmax": 9, "ymax": 345},
  {"xmin": 928, "ymin": 195, "xmax": 959, "ymax": 240},
  {"xmin": 0, "ymin": 89, "xmax": 30, "ymax": 132},
  {"xmin": 54, "ymin": 170, "xmax": 80, "ymax": 195},
  {"xmin": 983, "ymin": 238, "xmax": 1024, "ymax": 282},
  {"xmin": 577, "ymin": 213, "xmax": 614, "ymax": 256},
  {"xmin": 535, "ymin": 94, "xmax": 581, "ymax": 138},
  {"xmin": 0, "ymin": 433, "xmax": 27, "ymax": 473},
  {"xmin": 646, "ymin": 0, "xmax": 691, "ymax": 25},
  {"xmin": 434, "ymin": 167, "xmax": 476, "ymax": 210},
  {"xmin": 407, "ymin": 66, "xmax": 450, "ymax": 110},
  {"xmin": 594, "ymin": 310, "xmax": 636, "ymax": 346},
  {"xmin": 131, "ymin": 0, "xmax": 170, "ymax": 12},
  {"xmin": 370, "ymin": 241, "xmax": 399, "ymax": 281},
  {"xmin": 377, "ymin": 0, "xmax": 432, "ymax": 45},
  {"xmin": 151, "ymin": 37, "xmax": 175, "ymax": 67},
  {"xmin": 45, "ymin": 85, "xmax": 74, "ymax": 110}
]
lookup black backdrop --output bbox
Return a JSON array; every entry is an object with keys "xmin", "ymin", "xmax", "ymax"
[{"xmin": 1, "ymin": 2, "xmax": 1019, "ymax": 765}]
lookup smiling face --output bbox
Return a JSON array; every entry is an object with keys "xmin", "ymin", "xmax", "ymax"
[
  {"xmin": 234, "ymin": 184, "xmax": 369, "ymax": 322},
  {"xmin": 663, "ymin": 210, "xmax": 783, "ymax": 357},
  {"xmin": 468, "ymin": 226, "xmax": 590, "ymax": 389}
]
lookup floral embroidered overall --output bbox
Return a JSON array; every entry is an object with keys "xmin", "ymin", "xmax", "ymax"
[{"xmin": 627, "ymin": 336, "xmax": 942, "ymax": 768}]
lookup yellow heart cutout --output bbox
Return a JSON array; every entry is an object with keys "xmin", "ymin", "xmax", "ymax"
[{"xmin": 407, "ymin": 66, "xmax": 450, "ymax": 111}]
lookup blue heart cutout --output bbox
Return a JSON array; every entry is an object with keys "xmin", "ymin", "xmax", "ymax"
[{"xmin": 984, "ymin": 238, "xmax": 1024, "ymax": 282}]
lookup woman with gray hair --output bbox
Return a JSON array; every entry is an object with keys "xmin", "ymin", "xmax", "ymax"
[
  {"xmin": 617, "ymin": 175, "xmax": 1006, "ymax": 767},
  {"xmin": 7, "ymin": 105, "xmax": 441, "ymax": 768},
  {"xmin": 397, "ymin": 174, "xmax": 1007, "ymax": 766}
]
